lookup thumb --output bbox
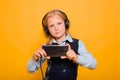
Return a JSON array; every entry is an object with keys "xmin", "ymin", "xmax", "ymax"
[
  {"xmin": 46, "ymin": 56, "xmax": 50, "ymax": 59},
  {"xmin": 66, "ymin": 43, "xmax": 71, "ymax": 50}
]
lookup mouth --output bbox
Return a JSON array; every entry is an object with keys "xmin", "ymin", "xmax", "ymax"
[{"xmin": 55, "ymin": 31, "xmax": 60, "ymax": 34}]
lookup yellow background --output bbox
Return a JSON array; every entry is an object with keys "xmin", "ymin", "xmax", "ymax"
[{"xmin": 0, "ymin": 0, "xmax": 120, "ymax": 80}]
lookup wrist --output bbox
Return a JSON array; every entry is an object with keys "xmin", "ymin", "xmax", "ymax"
[{"xmin": 73, "ymin": 54, "xmax": 78, "ymax": 62}]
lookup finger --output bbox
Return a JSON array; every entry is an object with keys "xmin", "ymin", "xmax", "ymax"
[
  {"xmin": 42, "ymin": 44, "xmax": 46, "ymax": 46},
  {"xmin": 69, "ymin": 52, "xmax": 77, "ymax": 60},
  {"xmin": 32, "ymin": 53, "xmax": 40, "ymax": 61},
  {"xmin": 37, "ymin": 49, "xmax": 46, "ymax": 58},
  {"xmin": 36, "ymin": 53, "xmax": 41, "ymax": 58},
  {"xmin": 41, "ymin": 49, "xmax": 47, "ymax": 57},
  {"xmin": 66, "ymin": 50, "xmax": 74, "ymax": 60},
  {"xmin": 66, "ymin": 43, "xmax": 71, "ymax": 50},
  {"xmin": 41, "ymin": 44, "xmax": 47, "ymax": 56},
  {"xmin": 61, "ymin": 56, "xmax": 67, "ymax": 59},
  {"xmin": 71, "ymin": 54, "xmax": 75, "ymax": 60},
  {"xmin": 46, "ymin": 56, "xmax": 50, "ymax": 59},
  {"xmin": 68, "ymin": 53, "xmax": 73, "ymax": 60}
]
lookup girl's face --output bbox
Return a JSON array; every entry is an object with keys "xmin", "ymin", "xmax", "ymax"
[{"xmin": 47, "ymin": 15, "xmax": 66, "ymax": 41}]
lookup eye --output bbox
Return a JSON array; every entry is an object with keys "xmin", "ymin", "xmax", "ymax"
[
  {"xmin": 57, "ymin": 22, "xmax": 62, "ymax": 25},
  {"xmin": 48, "ymin": 24, "xmax": 54, "ymax": 28}
]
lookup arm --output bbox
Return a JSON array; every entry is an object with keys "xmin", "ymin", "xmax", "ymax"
[
  {"xmin": 27, "ymin": 58, "xmax": 46, "ymax": 73},
  {"xmin": 76, "ymin": 40, "xmax": 97, "ymax": 69},
  {"xmin": 27, "ymin": 47, "xmax": 47, "ymax": 73}
]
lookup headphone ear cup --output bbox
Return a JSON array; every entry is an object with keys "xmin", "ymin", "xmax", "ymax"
[
  {"xmin": 65, "ymin": 20, "xmax": 69, "ymax": 29},
  {"xmin": 44, "ymin": 27, "xmax": 50, "ymax": 35}
]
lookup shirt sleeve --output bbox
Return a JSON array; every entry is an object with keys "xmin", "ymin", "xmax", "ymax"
[
  {"xmin": 76, "ymin": 40, "xmax": 97, "ymax": 69},
  {"xmin": 26, "ymin": 58, "xmax": 46, "ymax": 73}
]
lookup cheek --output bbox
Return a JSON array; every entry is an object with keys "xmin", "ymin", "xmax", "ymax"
[
  {"xmin": 59, "ymin": 23, "xmax": 65, "ymax": 29},
  {"xmin": 48, "ymin": 28, "xmax": 54, "ymax": 34},
  {"xmin": 61, "ymin": 26, "xmax": 66, "ymax": 31}
]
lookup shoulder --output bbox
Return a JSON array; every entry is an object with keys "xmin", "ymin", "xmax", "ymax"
[
  {"xmin": 72, "ymin": 38, "xmax": 82, "ymax": 43},
  {"xmin": 72, "ymin": 38, "xmax": 85, "ymax": 47}
]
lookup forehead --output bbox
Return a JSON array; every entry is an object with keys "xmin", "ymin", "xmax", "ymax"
[
  {"xmin": 47, "ymin": 15, "xmax": 64, "ymax": 25},
  {"xmin": 47, "ymin": 15, "xmax": 63, "ymax": 21}
]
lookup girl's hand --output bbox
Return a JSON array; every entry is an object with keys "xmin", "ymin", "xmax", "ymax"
[
  {"xmin": 32, "ymin": 45, "xmax": 48, "ymax": 61},
  {"xmin": 65, "ymin": 43, "xmax": 78, "ymax": 61}
]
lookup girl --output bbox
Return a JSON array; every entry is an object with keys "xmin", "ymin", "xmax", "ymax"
[{"xmin": 27, "ymin": 9, "xmax": 97, "ymax": 80}]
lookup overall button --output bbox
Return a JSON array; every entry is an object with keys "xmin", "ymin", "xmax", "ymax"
[{"xmin": 62, "ymin": 69, "xmax": 67, "ymax": 72}]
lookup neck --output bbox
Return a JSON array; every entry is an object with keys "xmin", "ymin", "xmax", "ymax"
[
  {"xmin": 56, "ymin": 38, "xmax": 64, "ymax": 44},
  {"xmin": 55, "ymin": 34, "xmax": 67, "ymax": 44}
]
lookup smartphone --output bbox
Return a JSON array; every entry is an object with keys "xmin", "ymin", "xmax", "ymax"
[{"xmin": 42, "ymin": 45, "xmax": 68, "ymax": 57}]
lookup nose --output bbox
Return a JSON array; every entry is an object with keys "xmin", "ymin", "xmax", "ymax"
[{"xmin": 54, "ymin": 25, "xmax": 59, "ymax": 31}]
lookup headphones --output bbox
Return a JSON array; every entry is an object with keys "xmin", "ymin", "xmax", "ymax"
[{"xmin": 42, "ymin": 10, "xmax": 70, "ymax": 35}]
